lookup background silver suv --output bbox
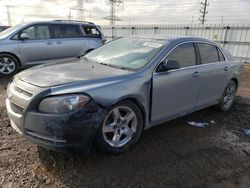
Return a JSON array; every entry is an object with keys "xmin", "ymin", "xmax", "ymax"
[{"xmin": 0, "ymin": 20, "xmax": 105, "ymax": 76}]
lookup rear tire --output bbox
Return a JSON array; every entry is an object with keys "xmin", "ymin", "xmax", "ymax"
[
  {"xmin": 0, "ymin": 54, "xmax": 19, "ymax": 77},
  {"xmin": 95, "ymin": 100, "xmax": 143, "ymax": 154},
  {"xmin": 218, "ymin": 80, "xmax": 237, "ymax": 111}
]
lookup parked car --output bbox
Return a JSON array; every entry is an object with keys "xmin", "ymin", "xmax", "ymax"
[
  {"xmin": 6, "ymin": 36, "xmax": 243, "ymax": 154},
  {"xmin": 0, "ymin": 20, "xmax": 105, "ymax": 76},
  {"xmin": 0, "ymin": 26, "xmax": 10, "ymax": 32}
]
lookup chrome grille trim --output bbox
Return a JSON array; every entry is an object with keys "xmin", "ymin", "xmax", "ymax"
[
  {"xmin": 9, "ymin": 82, "xmax": 34, "ymax": 100},
  {"xmin": 14, "ymin": 85, "xmax": 33, "ymax": 97}
]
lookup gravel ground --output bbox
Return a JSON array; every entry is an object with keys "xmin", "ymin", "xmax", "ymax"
[{"xmin": 0, "ymin": 65, "xmax": 250, "ymax": 188}]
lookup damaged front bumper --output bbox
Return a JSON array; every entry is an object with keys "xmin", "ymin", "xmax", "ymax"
[{"xmin": 7, "ymin": 99, "xmax": 105, "ymax": 155}]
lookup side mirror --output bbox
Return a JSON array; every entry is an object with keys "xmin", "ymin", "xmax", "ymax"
[
  {"xmin": 162, "ymin": 59, "xmax": 180, "ymax": 71},
  {"xmin": 19, "ymin": 33, "xmax": 30, "ymax": 40}
]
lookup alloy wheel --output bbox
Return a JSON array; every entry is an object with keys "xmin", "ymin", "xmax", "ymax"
[
  {"xmin": 102, "ymin": 106, "xmax": 138, "ymax": 148},
  {"xmin": 0, "ymin": 57, "xmax": 16, "ymax": 75},
  {"xmin": 223, "ymin": 83, "xmax": 236, "ymax": 110}
]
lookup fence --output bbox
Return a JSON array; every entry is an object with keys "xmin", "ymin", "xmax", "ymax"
[{"xmin": 101, "ymin": 24, "xmax": 250, "ymax": 61}]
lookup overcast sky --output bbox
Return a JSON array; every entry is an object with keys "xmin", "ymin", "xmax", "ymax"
[{"xmin": 0, "ymin": 0, "xmax": 249, "ymax": 26}]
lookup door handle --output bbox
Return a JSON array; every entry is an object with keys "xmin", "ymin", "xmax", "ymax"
[
  {"xmin": 46, "ymin": 41, "xmax": 53, "ymax": 45},
  {"xmin": 56, "ymin": 41, "xmax": 62, "ymax": 44},
  {"xmin": 224, "ymin": 66, "xmax": 229, "ymax": 72},
  {"xmin": 193, "ymin": 71, "xmax": 200, "ymax": 77}
]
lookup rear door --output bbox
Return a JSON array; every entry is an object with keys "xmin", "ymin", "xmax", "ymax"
[
  {"xmin": 151, "ymin": 42, "xmax": 201, "ymax": 122},
  {"xmin": 50, "ymin": 24, "xmax": 85, "ymax": 59},
  {"xmin": 18, "ymin": 24, "xmax": 53, "ymax": 65},
  {"xmin": 195, "ymin": 43, "xmax": 229, "ymax": 107}
]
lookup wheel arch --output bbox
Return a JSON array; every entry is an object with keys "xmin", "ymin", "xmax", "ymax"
[
  {"xmin": 114, "ymin": 97, "xmax": 147, "ymax": 130},
  {"xmin": 231, "ymin": 77, "xmax": 238, "ymax": 89},
  {"xmin": 0, "ymin": 52, "xmax": 22, "ymax": 68}
]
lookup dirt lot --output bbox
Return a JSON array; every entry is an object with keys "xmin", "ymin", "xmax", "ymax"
[{"xmin": 0, "ymin": 65, "xmax": 250, "ymax": 188}]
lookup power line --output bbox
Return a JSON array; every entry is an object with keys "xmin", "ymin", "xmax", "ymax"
[{"xmin": 200, "ymin": 0, "xmax": 209, "ymax": 24}]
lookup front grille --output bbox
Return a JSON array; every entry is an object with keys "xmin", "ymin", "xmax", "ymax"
[
  {"xmin": 9, "ymin": 101, "xmax": 24, "ymax": 115},
  {"xmin": 13, "ymin": 85, "xmax": 33, "ymax": 98},
  {"xmin": 7, "ymin": 80, "xmax": 34, "ymax": 117},
  {"xmin": 10, "ymin": 82, "xmax": 33, "ymax": 100}
]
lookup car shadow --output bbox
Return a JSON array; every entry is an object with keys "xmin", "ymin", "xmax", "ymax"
[{"xmin": 36, "ymin": 96, "xmax": 250, "ymax": 187}]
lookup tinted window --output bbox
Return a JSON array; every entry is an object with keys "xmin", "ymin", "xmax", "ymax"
[
  {"xmin": 198, "ymin": 43, "xmax": 219, "ymax": 64},
  {"xmin": 53, "ymin": 24, "xmax": 81, "ymax": 38},
  {"xmin": 166, "ymin": 43, "xmax": 196, "ymax": 68},
  {"xmin": 83, "ymin": 26, "xmax": 101, "ymax": 38},
  {"xmin": 218, "ymin": 48, "xmax": 225, "ymax": 61},
  {"xmin": 21, "ymin": 25, "xmax": 50, "ymax": 40}
]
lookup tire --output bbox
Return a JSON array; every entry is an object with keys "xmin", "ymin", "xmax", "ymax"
[
  {"xmin": 0, "ymin": 54, "xmax": 19, "ymax": 77},
  {"xmin": 218, "ymin": 80, "xmax": 237, "ymax": 111},
  {"xmin": 95, "ymin": 100, "xmax": 143, "ymax": 154}
]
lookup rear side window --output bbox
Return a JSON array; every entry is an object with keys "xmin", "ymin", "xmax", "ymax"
[
  {"xmin": 52, "ymin": 24, "xmax": 81, "ymax": 38},
  {"xmin": 198, "ymin": 43, "xmax": 219, "ymax": 64},
  {"xmin": 82, "ymin": 26, "xmax": 101, "ymax": 38},
  {"xmin": 166, "ymin": 43, "xmax": 196, "ymax": 68},
  {"xmin": 217, "ymin": 48, "xmax": 226, "ymax": 61},
  {"xmin": 21, "ymin": 25, "xmax": 50, "ymax": 40}
]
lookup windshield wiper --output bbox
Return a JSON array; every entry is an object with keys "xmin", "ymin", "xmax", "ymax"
[{"xmin": 98, "ymin": 62, "xmax": 129, "ymax": 71}]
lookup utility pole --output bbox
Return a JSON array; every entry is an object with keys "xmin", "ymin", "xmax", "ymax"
[
  {"xmin": 105, "ymin": 0, "xmax": 123, "ymax": 26},
  {"xmin": 191, "ymin": 16, "xmax": 195, "ymax": 25},
  {"xmin": 6, "ymin": 5, "xmax": 13, "ymax": 26},
  {"xmin": 105, "ymin": 0, "xmax": 123, "ymax": 39},
  {"xmin": 76, "ymin": 0, "xmax": 88, "ymax": 21},
  {"xmin": 199, "ymin": 0, "xmax": 209, "ymax": 24},
  {"xmin": 77, "ymin": 0, "xmax": 83, "ymax": 21}
]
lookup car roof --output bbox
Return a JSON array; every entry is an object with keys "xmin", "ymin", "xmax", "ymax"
[
  {"xmin": 127, "ymin": 35, "xmax": 217, "ymax": 45},
  {"xmin": 22, "ymin": 20, "xmax": 96, "ymax": 26}
]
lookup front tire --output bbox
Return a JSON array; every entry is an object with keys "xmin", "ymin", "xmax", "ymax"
[
  {"xmin": 95, "ymin": 100, "xmax": 143, "ymax": 154},
  {"xmin": 218, "ymin": 80, "xmax": 237, "ymax": 111},
  {"xmin": 0, "ymin": 54, "xmax": 19, "ymax": 77}
]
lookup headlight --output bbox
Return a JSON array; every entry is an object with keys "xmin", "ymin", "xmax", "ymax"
[{"xmin": 39, "ymin": 95, "xmax": 90, "ymax": 114}]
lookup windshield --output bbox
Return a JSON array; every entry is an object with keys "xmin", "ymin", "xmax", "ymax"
[
  {"xmin": 0, "ymin": 23, "xmax": 25, "ymax": 39},
  {"xmin": 85, "ymin": 37, "xmax": 166, "ymax": 71}
]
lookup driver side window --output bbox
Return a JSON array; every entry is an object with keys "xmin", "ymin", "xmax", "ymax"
[
  {"xmin": 166, "ymin": 43, "xmax": 196, "ymax": 68},
  {"xmin": 20, "ymin": 25, "xmax": 50, "ymax": 40}
]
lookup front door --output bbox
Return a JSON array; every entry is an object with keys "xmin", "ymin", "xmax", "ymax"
[
  {"xmin": 18, "ymin": 24, "xmax": 53, "ymax": 65},
  {"xmin": 151, "ymin": 42, "xmax": 201, "ymax": 123}
]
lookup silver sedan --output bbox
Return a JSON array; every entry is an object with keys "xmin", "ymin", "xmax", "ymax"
[{"xmin": 6, "ymin": 36, "xmax": 243, "ymax": 154}]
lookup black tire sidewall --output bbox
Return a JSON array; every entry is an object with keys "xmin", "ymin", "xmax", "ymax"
[
  {"xmin": 219, "ymin": 81, "xmax": 236, "ymax": 111},
  {"xmin": 95, "ymin": 100, "xmax": 143, "ymax": 154},
  {"xmin": 0, "ymin": 54, "xmax": 19, "ymax": 77}
]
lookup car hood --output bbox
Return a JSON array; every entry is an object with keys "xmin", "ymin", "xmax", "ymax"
[{"xmin": 18, "ymin": 59, "xmax": 133, "ymax": 87}]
